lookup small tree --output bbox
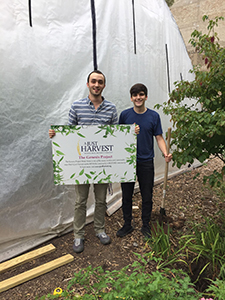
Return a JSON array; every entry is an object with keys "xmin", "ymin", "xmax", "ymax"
[{"xmin": 156, "ymin": 16, "xmax": 225, "ymax": 187}]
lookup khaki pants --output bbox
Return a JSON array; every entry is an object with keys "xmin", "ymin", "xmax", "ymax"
[{"xmin": 73, "ymin": 183, "xmax": 108, "ymax": 239}]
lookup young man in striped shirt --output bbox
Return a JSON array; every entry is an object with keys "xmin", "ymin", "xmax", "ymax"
[{"xmin": 49, "ymin": 70, "xmax": 118, "ymax": 253}]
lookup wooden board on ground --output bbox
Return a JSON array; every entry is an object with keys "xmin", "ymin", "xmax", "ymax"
[
  {"xmin": 0, "ymin": 244, "xmax": 56, "ymax": 274},
  {"xmin": 0, "ymin": 254, "xmax": 74, "ymax": 293}
]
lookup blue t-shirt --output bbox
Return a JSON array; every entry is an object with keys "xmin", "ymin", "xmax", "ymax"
[{"xmin": 119, "ymin": 108, "xmax": 163, "ymax": 161}]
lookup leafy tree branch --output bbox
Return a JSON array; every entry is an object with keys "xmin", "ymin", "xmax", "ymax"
[{"xmin": 156, "ymin": 15, "xmax": 225, "ymax": 187}]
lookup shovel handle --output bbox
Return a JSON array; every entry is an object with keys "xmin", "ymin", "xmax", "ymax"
[
  {"xmin": 166, "ymin": 127, "xmax": 171, "ymax": 155},
  {"xmin": 162, "ymin": 127, "xmax": 171, "ymax": 205}
]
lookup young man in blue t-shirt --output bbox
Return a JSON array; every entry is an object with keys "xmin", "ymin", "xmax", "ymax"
[{"xmin": 117, "ymin": 83, "xmax": 172, "ymax": 238}]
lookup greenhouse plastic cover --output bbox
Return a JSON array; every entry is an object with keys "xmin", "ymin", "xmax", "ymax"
[{"xmin": 0, "ymin": 0, "xmax": 195, "ymax": 262}]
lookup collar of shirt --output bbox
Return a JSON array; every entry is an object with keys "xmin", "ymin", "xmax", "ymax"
[{"xmin": 87, "ymin": 96, "xmax": 105, "ymax": 109}]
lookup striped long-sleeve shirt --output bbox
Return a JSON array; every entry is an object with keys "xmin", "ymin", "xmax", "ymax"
[{"xmin": 68, "ymin": 97, "xmax": 118, "ymax": 125}]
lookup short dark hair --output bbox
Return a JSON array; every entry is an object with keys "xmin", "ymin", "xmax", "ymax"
[
  {"xmin": 87, "ymin": 70, "xmax": 106, "ymax": 84},
  {"xmin": 130, "ymin": 83, "xmax": 148, "ymax": 97}
]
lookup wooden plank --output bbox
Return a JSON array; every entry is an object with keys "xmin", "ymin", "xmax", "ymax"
[
  {"xmin": 106, "ymin": 198, "xmax": 122, "ymax": 216},
  {"xmin": 0, "ymin": 244, "xmax": 56, "ymax": 274},
  {"xmin": 0, "ymin": 254, "xmax": 74, "ymax": 293}
]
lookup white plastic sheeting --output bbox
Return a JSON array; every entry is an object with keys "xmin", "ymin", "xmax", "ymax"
[{"xmin": 0, "ymin": 0, "xmax": 194, "ymax": 262}]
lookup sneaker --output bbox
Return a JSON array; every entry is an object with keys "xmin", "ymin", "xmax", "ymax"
[
  {"xmin": 116, "ymin": 224, "xmax": 134, "ymax": 237},
  {"xmin": 141, "ymin": 226, "xmax": 151, "ymax": 239},
  {"xmin": 96, "ymin": 232, "xmax": 111, "ymax": 245},
  {"xmin": 73, "ymin": 238, "xmax": 84, "ymax": 253}
]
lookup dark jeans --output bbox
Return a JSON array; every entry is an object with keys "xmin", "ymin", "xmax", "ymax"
[{"xmin": 121, "ymin": 160, "xmax": 154, "ymax": 227}]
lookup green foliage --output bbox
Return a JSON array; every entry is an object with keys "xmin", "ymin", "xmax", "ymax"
[
  {"xmin": 147, "ymin": 217, "xmax": 225, "ymax": 287},
  {"xmin": 39, "ymin": 261, "xmax": 199, "ymax": 300},
  {"xmin": 206, "ymin": 278, "xmax": 225, "ymax": 300},
  {"xmin": 156, "ymin": 15, "xmax": 225, "ymax": 187},
  {"xmin": 181, "ymin": 217, "xmax": 225, "ymax": 281},
  {"xmin": 145, "ymin": 222, "xmax": 187, "ymax": 269},
  {"xmin": 38, "ymin": 216, "xmax": 225, "ymax": 300},
  {"xmin": 165, "ymin": 0, "xmax": 174, "ymax": 7},
  {"xmin": 214, "ymin": 180, "xmax": 225, "ymax": 201}
]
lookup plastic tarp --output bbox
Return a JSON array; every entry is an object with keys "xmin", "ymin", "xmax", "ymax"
[{"xmin": 0, "ymin": 0, "xmax": 195, "ymax": 262}]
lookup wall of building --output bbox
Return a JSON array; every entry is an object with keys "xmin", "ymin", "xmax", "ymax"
[{"xmin": 170, "ymin": 0, "xmax": 225, "ymax": 65}]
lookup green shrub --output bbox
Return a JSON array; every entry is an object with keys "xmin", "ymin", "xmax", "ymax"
[
  {"xmin": 144, "ymin": 222, "xmax": 187, "ymax": 270},
  {"xmin": 181, "ymin": 217, "xmax": 225, "ymax": 281},
  {"xmin": 38, "ymin": 261, "xmax": 200, "ymax": 300}
]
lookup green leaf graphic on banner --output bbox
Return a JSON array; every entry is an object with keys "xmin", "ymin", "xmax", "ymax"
[
  {"xmin": 77, "ymin": 132, "xmax": 86, "ymax": 138},
  {"xmin": 52, "ymin": 137, "xmax": 65, "ymax": 184},
  {"xmin": 79, "ymin": 169, "xmax": 84, "ymax": 176},
  {"xmin": 70, "ymin": 173, "xmax": 76, "ymax": 179},
  {"xmin": 56, "ymin": 150, "xmax": 65, "ymax": 156},
  {"xmin": 51, "ymin": 125, "xmax": 84, "ymax": 137},
  {"xmin": 125, "ymin": 148, "xmax": 134, "ymax": 153},
  {"xmin": 94, "ymin": 129, "xmax": 102, "ymax": 135},
  {"xmin": 119, "ymin": 125, "xmax": 131, "ymax": 134},
  {"xmin": 85, "ymin": 173, "xmax": 92, "ymax": 179},
  {"xmin": 125, "ymin": 142, "xmax": 137, "ymax": 172},
  {"xmin": 95, "ymin": 125, "xmax": 115, "ymax": 138},
  {"xmin": 94, "ymin": 124, "xmax": 133, "ymax": 139},
  {"xmin": 53, "ymin": 142, "xmax": 60, "ymax": 147},
  {"xmin": 58, "ymin": 157, "xmax": 64, "ymax": 163}
]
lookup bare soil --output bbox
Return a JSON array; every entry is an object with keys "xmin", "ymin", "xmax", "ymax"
[{"xmin": 0, "ymin": 157, "xmax": 224, "ymax": 300}]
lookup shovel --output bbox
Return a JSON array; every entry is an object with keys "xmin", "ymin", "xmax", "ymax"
[{"xmin": 160, "ymin": 127, "xmax": 171, "ymax": 219}]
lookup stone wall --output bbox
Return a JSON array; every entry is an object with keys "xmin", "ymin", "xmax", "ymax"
[{"xmin": 170, "ymin": 0, "xmax": 225, "ymax": 65}]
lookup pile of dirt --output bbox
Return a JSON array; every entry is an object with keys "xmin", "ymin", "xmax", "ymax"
[{"xmin": 0, "ymin": 157, "xmax": 224, "ymax": 299}]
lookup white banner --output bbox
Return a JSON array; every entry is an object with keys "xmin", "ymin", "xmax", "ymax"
[{"xmin": 51, "ymin": 124, "xmax": 137, "ymax": 184}]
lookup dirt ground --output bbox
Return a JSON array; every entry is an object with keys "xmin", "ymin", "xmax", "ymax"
[{"xmin": 0, "ymin": 157, "xmax": 224, "ymax": 300}]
